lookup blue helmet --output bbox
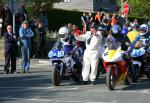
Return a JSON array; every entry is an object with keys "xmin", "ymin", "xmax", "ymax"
[
  {"xmin": 98, "ymin": 25, "xmax": 107, "ymax": 31},
  {"xmin": 121, "ymin": 28, "xmax": 128, "ymax": 35}
]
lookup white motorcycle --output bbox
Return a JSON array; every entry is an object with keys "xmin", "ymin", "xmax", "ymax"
[{"xmin": 130, "ymin": 47, "xmax": 146, "ymax": 82}]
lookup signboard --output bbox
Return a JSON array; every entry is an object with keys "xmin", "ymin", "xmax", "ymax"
[
  {"xmin": 123, "ymin": 3, "xmax": 129, "ymax": 15},
  {"xmin": 10, "ymin": 0, "xmax": 18, "ymax": 14}
]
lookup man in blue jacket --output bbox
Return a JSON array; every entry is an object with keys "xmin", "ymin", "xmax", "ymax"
[{"xmin": 19, "ymin": 21, "xmax": 34, "ymax": 73}]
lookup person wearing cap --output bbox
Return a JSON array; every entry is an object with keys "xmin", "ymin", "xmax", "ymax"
[
  {"xmin": 74, "ymin": 23, "xmax": 103, "ymax": 85},
  {"xmin": 19, "ymin": 21, "xmax": 34, "ymax": 73},
  {"xmin": 127, "ymin": 24, "xmax": 139, "ymax": 43}
]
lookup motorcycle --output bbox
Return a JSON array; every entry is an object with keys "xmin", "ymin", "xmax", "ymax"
[
  {"xmin": 130, "ymin": 47, "xmax": 146, "ymax": 82},
  {"xmin": 130, "ymin": 41, "xmax": 150, "ymax": 79},
  {"xmin": 102, "ymin": 43, "xmax": 129, "ymax": 90},
  {"xmin": 48, "ymin": 44, "xmax": 82, "ymax": 86}
]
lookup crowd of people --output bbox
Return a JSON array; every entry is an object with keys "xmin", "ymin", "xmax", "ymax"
[{"xmin": 0, "ymin": 3, "xmax": 48, "ymax": 74}]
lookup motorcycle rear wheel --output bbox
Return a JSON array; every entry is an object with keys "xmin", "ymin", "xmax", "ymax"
[
  {"xmin": 106, "ymin": 67, "xmax": 115, "ymax": 90},
  {"xmin": 145, "ymin": 72, "xmax": 150, "ymax": 79},
  {"xmin": 72, "ymin": 63, "xmax": 82, "ymax": 82},
  {"xmin": 132, "ymin": 64, "xmax": 139, "ymax": 83}
]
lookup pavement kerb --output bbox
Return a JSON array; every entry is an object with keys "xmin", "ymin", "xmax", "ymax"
[{"xmin": 0, "ymin": 59, "xmax": 51, "ymax": 70}]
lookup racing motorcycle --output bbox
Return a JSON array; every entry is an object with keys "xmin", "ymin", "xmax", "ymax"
[
  {"xmin": 130, "ymin": 41, "xmax": 150, "ymax": 79},
  {"xmin": 102, "ymin": 43, "xmax": 130, "ymax": 90},
  {"xmin": 48, "ymin": 44, "xmax": 82, "ymax": 86},
  {"xmin": 130, "ymin": 47, "xmax": 146, "ymax": 82}
]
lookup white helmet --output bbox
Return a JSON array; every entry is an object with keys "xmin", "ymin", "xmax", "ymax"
[
  {"xmin": 59, "ymin": 27, "xmax": 68, "ymax": 35},
  {"xmin": 139, "ymin": 24, "xmax": 149, "ymax": 35}
]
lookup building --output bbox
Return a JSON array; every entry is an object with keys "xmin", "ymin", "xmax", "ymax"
[{"xmin": 54, "ymin": 0, "xmax": 118, "ymax": 12}]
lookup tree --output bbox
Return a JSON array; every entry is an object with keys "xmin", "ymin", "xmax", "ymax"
[
  {"xmin": 128, "ymin": 0, "xmax": 150, "ymax": 18},
  {"xmin": 0, "ymin": 0, "xmax": 4, "ymax": 4},
  {"xmin": 31, "ymin": 0, "xmax": 63, "ymax": 15}
]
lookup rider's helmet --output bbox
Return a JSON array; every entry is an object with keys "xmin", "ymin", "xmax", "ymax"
[
  {"xmin": 111, "ymin": 24, "xmax": 121, "ymax": 38},
  {"xmin": 98, "ymin": 24, "xmax": 107, "ymax": 31},
  {"xmin": 139, "ymin": 24, "xmax": 149, "ymax": 36},
  {"xmin": 98, "ymin": 24, "xmax": 107, "ymax": 37},
  {"xmin": 58, "ymin": 27, "xmax": 69, "ymax": 40},
  {"xmin": 132, "ymin": 23, "xmax": 139, "ymax": 30},
  {"xmin": 121, "ymin": 28, "xmax": 128, "ymax": 36}
]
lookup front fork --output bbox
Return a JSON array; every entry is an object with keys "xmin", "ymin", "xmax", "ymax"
[{"xmin": 54, "ymin": 63, "xmax": 64, "ymax": 76}]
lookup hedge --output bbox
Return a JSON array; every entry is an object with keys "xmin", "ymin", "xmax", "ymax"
[{"xmin": 47, "ymin": 9, "xmax": 83, "ymax": 31}]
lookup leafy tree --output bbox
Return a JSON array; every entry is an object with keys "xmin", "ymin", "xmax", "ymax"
[
  {"xmin": 128, "ymin": 0, "xmax": 150, "ymax": 18},
  {"xmin": 31, "ymin": 0, "xmax": 63, "ymax": 15},
  {"xmin": 0, "ymin": 0, "xmax": 4, "ymax": 4}
]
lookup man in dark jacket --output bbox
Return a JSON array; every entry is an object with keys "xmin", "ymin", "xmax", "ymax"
[{"xmin": 3, "ymin": 25, "xmax": 17, "ymax": 74}]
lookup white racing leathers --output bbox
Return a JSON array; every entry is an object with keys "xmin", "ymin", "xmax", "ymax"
[{"xmin": 75, "ymin": 31, "xmax": 103, "ymax": 81}]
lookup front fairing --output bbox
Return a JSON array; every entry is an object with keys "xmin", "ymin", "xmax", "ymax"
[{"xmin": 102, "ymin": 42, "xmax": 124, "ymax": 62}]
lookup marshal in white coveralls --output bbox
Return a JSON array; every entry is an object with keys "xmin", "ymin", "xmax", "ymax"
[{"xmin": 75, "ymin": 31, "xmax": 103, "ymax": 81}]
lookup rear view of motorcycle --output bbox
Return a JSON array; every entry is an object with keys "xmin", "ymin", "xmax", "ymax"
[
  {"xmin": 48, "ymin": 44, "xmax": 82, "ymax": 86},
  {"xmin": 130, "ymin": 47, "xmax": 146, "ymax": 82},
  {"xmin": 130, "ymin": 40, "xmax": 150, "ymax": 80}
]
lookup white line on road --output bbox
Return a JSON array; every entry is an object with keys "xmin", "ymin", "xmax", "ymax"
[
  {"xmin": 88, "ymin": 89, "xmax": 150, "ymax": 94},
  {"xmin": 0, "ymin": 86, "xmax": 79, "ymax": 93},
  {"xmin": 0, "ymin": 97, "xmax": 115, "ymax": 103}
]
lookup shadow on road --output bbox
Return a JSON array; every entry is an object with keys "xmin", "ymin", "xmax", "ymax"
[
  {"xmin": 122, "ymin": 78, "xmax": 150, "ymax": 91},
  {"xmin": 0, "ymin": 74, "xmax": 54, "ymax": 103}
]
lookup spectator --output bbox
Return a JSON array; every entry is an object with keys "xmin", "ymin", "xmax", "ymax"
[
  {"xmin": 72, "ymin": 25, "xmax": 85, "ymax": 55},
  {"xmin": 81, "ymin": 12, "xmax": 87, "ymax": 33},
  {"xmin": 102, "ymin": 15, "xmax": 107, "ymax": 24},
  {"xmin": 106, "ymin": 13, "xmax": 111, "ymax": 22},
  {"xmin": 37, "ymin": 21, "xmax": 47, "ymax": 58},
  {"xmin": 3, "ymin": 5, "xmax": 13, "ymax": 33},
  {"xmin": 111, "ymin": 14, "xmax": 118, "ymax": 26},
  {"xmin": 19, "ymin": 21, "xmax": 34, "ymax": 73},
  {"xmin": 29, "ymin": 16, "xmax": 38, "ymax": 58},
  {"xmin": 18, "ymin": 3, "xmax": 28, "ymax": 22},
  {"xmin": 40, "ymin": 12, "xmax": 48, "ymax": 28},
  {"xmin": 86, "ymin": 11, "xmax": 94, "ymax": 30},
  {"xmin": 3, "ymin": 25, "xmax": 17, "ymax": 74},
  {"xmin": 103, "ymin": 19, "xmax": 111, "ymax": 32},
  {"xmin": 67, "ymin": 23, "xmax": 73, "ymax": 34},
  {"xmin": 95, "ymin": 11, "xmax": 102, "ymax": 24}
]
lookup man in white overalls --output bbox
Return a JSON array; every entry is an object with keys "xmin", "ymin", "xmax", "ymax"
[{"xmin": 75, "ymin": 23, "xmax": 103, "ymax": 85}]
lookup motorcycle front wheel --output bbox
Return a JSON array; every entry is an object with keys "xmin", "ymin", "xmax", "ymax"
[
  {"xmin": 52, "ymin": 65, "xmax": 61, "ymax": 86},
  {"xmin": 106, "ymin": 67, "xmax": 115, "ymax": 90}
]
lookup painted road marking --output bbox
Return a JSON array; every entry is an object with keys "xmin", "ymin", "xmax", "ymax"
[
  {"xmin": 0, "ymin": 87, "xmax": 78, "ymax": 93},
  {"xmin": 0, "ymin": 97, "xmax": 116, "ymax": 103},
  {"xmin": 0, "ymin": 85, "xmax": 150, "ymax": 95}
]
